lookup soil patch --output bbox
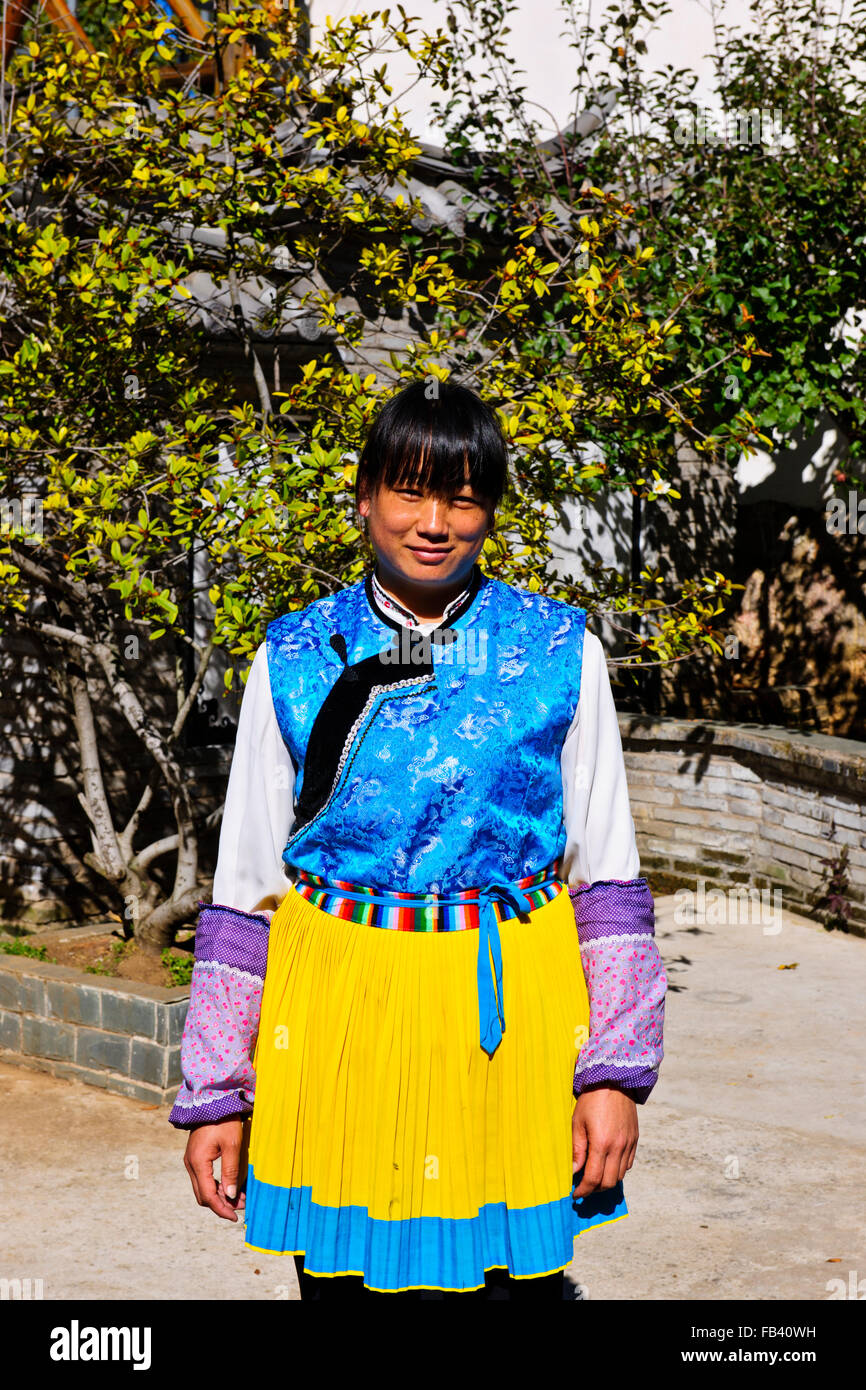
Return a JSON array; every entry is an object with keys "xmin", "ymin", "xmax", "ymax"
[{"xmin": 0, "ymin": 929, "xmax": 195, "ymax": 990}]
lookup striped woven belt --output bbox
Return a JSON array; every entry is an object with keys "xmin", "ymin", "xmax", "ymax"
[{"xmin": 293, "ymin": 864, "xmax": 564, "ymax": 1056}]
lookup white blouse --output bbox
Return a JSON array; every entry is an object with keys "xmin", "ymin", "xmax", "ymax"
[{"xmin": 211, "ymin": 605, "xmax": 641, "ymax": 917}]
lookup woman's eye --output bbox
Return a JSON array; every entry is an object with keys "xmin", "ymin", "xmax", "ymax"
[{"xmin": 394, "ymin": 489, "xmax": 477, "ymax": 505}]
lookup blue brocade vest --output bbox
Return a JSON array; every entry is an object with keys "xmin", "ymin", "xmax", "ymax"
[{"xmin": 265, "ymin": 563, "xmax": 587, "ymax": 893}]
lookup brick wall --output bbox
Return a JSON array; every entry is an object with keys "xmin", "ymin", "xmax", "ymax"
[
  {"xmin": 621, "ymin": 716, "xmax": 866, "ymax": 937},
  {"xmin": 0, "ymin": 953, "xmax": 187, "ymax": 1104}
]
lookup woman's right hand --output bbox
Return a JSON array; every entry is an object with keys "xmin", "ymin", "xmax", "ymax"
[{"xmin": 183, "ymin": 1116, "xmax": 249, "ymax": 1222}]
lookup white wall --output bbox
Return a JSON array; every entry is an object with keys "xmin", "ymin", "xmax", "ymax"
[{"xmin": 308, "ymin": 0, "xmax": 759, "ymax": 146}]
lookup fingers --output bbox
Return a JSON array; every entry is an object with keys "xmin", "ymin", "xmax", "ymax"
[
  {"xmin": 214, "ymin": 1180, "xmax": 246, "ymax": 1212},
  {"xmin": 572, "ymin": 1128, "xmax": 636, "ymax": 1198},
  {"xmin": 237, "ymin": 1115, "xmax": 251, "ymax": 1197},
  {"xmin": 197, "ymin": 1157, "xmax": 238, "ymax": 1221},
  {"xmin": 618, "ymin": 1136, "xmax": 638, "ymax": 1185},
  {"xmin": 184, "ymin": 1123, "xmax": 244, "ymax": 1222},
  {"xmin": 572, "ymin": 1144, "xmax": 607, "ymax": 1199},
  {"xmin": 571, "ymin": 1103, "xmax": 591, "ymax": 1196},
  {"xmin": 215, "ymin": 1185, "xmax": 246, "ymax": 1211},
  {"xmin": 571, "ymin": 1125, "xmax": 588, "ymax": 1179},
  {"xmin": 183, "ymin": 1149, "xmax": 203, "ymax": 1207},
  {"xmin": 221, "ymin": 1140, "xmax": 240, "ymax": 1202},
  {"xmin": 219, "ymin": 1134, "xmax": 245, "ymax": 1217}
]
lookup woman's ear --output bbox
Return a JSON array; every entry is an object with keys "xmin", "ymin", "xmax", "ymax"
[{"xmin": 357, "ymin": 479, "xmax": 372, "ymax": 518}]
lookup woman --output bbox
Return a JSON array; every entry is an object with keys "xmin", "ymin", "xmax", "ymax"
[{"xmin": 170, "ymin": 379, "xmax": 667, "ymax": 1300}]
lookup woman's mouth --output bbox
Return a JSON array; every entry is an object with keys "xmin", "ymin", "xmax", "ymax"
[{"xmin": 408, "ymin": 546, "xmax": 452, "ymax": 561}]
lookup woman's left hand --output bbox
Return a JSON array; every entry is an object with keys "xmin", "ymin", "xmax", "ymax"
[{"xmin": 571, "ymin": 1084, "xmax": 639, "ymax": 1199}]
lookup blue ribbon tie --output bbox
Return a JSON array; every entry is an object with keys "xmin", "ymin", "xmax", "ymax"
[{"xmin": 475, "ymin": 883, "xmax": 533, "ymax": 1057}]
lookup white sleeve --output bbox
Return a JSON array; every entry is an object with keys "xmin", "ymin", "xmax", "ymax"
[
  {"xmin": 211, "ymin": 640, "xmax": 296, "ymax": 916},
  {"xmin": 560, "ymin": 630, "xmax": 641, "ymax": 885}
]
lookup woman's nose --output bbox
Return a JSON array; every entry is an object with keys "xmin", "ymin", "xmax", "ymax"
[{"xmin": 416, "ymin": 500, "xmax": 448, "ymax": 534}]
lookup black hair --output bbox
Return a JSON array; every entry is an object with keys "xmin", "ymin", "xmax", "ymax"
[{"xmin": 355, "ymin": 378, "xmax": 509, "ymax": 516}]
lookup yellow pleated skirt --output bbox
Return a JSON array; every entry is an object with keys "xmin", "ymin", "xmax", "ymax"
[{"xmin": 244, "ymin": 880, "xmax": 628, "ymax": 1292}]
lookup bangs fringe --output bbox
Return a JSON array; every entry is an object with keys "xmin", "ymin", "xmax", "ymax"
[{"xmin": 356, "ymin": 380, "xmax": 509, "ymax": 509}]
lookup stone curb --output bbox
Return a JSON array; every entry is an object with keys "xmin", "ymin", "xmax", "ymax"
[
  {"xmin": 618, "ymin": 714, "xmax": 866, "ymax": 786},
  {"xmin": 0, "ymin": 953, "xmax": 189, "ymax": 1104},
  {"xmin": 618, "ymin": 714, "xmax": 866, "ymax": 937}
]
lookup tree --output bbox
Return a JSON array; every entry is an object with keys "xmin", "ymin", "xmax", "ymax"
[{"xmin": 0, "ymin": 0, "xmax": 755, "ymax": 943}]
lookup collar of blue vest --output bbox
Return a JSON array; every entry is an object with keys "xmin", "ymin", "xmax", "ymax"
[{"xmin": 365, "ymin": 561, "xmax": 486, "ymax": 633}]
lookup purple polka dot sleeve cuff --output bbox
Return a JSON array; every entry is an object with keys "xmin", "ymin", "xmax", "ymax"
[
  {"xmin": 168, "ymin": 902, "xmax": 271, "ymax": 1130},
  {"xmin": 568, "ymin": 878, "xmax": 667, "ymax": 1104}
]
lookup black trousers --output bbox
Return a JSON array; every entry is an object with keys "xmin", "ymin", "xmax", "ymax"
[{"xmin": 293, "ymin": 1253, "xmax": 565, "ymax": 1301}]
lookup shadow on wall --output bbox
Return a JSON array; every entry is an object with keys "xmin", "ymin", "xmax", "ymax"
[
  {"xmin": 0, "ymin": 630, "xmax": 233, "ymax": 927},
  {"xmin": 728, "ymin": 500, "xmax": 866, "ymax": 737},
  {"xmin": 726, "ymin": 413, "xmax": 864, "ymax": 738},
  {"xmin": 549, "ymin": 415, "xmax": 866, "ymax": 739}
]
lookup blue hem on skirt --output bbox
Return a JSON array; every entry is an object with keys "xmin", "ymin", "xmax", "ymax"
[{"xmin": 243, "ymin": 1165, "xmax": 628, "ymax": 1291}]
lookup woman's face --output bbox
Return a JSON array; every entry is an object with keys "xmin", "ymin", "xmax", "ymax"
[{"xmin": 358, "ymin": 474, "xmax": 494, "ymax": 588}]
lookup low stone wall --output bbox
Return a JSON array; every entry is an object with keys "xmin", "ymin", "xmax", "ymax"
[
  {"xmin": 0, "ymin": 953, "xmax": 188, "ymax": 1104},
  {"xmin": 620, "ymin": 716, "xmax": 866, "ymax": 938}
]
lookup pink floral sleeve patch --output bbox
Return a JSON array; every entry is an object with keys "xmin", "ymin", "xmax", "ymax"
[
  {"xmin": 168, "ymin": 902, "xmax": 270, "ymax": 1130},
  {"xmin": 568, "ymin": 878, "xmax": 667, "ymax": 1103}
]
